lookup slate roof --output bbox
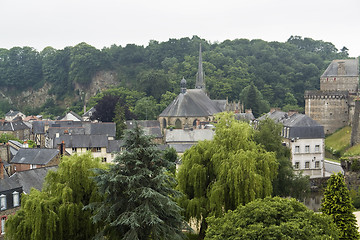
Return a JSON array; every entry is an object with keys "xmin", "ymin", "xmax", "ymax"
[
  {"xmin": 60, "ymin": 111, "xmax": 82, "ymax": 121},
  {"xmin": 0, "ymin": 173, "xmax": 21, "ymax": 192},
  {"xmin": 54, "ymin": 135, "xmax": 109, "ymax": 148},
  {"xmin": 282, "ymin": 114, "xmax": 324, "ymax": 139},
  {"xmin": 165, "ymin": 129, "xmax": 214, "ymax": 143},
  {"xmin": 11, "ymin": 148, "xmax": 60, "ymax": 165},
  {"xmin": 5, "ymin": 110, "xmax": 21, "ymax": 117},
  {"xmin": 168, "ymin": 143, "xmax": 194, "ymax": 153},
  {"xmin": 84, "ymin": 122, "xmax": 116, "ymax": 136},
  {"xmin": 321, "ymin": 59, "xmax": 359, "ymax": 77},
  {"xmin": 159, "ymin": 89, "xmax": 223, "ymax": 117},
  {"xmin": 107, "ymin": 140, "xmax": 124, "ymax": 153},
  {"xmin": 126, "ymin": 120, "xmax": 163, "ymax": 138},
  {"xmin": 32, "ymin": 121, "xmax": 46, "ymax": 134},
  {"xmin": 11, "ymin": 166, "xmax": 58, "ymax": 193},
  {"xmin": 0, "ymin": 121, "xmax": 30, "ymax": 131}
]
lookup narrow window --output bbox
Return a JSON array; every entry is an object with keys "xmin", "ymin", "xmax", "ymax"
[
  {"xmin": 315, "ymin": 161, "xmax": 320, "ymax": 168},
  {"xmin": 294, "ymin": 162, "xmax": 300, "ymax": 169},
  {"xmin": 13, "ymin": 191, "xmax": 19, "ymax": 207},
  {"xmin": 0, "ymin": 195, "xmax": 6, "ymax": 210},
  {"xmin": 305, "ymin": 161, "xmax": 310, "ymax": 169},
  {"xmin": 96, "ymin": 147, "xmax": 101, "ymax": 152},
  {"xmin": 72, "ymin": 147, "xmax": 77, "ymax": 153},
  {"xmin": 305, "ymin": 145, "xmax": 310, "ymax": 153},
  {"xmin": 315, "ymin": 145, "xmax": 320, "ymax": 152},
  {"xmin": 1, "ymin": 216, "xmax": 6, "ymax": 234},
  {"xmin": 295, "ymin": 146, "xmax": 300, "ymax": 153}
]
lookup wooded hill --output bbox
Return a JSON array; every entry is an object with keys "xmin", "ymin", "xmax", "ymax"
[{"xmin": 0, "ymin": 35, "xmax": 353, "ymax": 118}]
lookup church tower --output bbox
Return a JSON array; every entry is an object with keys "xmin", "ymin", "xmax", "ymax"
[{"xmin": 195, "ymin": 43, "xmax": 205, "ymax": 90}]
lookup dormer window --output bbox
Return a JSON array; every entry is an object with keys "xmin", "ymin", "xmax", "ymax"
[
  {"xmin": 0, "ymin": 194, "xmax": 6, "ymax": 210},
  {"xmin": 13, "ymin": 191, "xmax": 19, "ymax": 207}
]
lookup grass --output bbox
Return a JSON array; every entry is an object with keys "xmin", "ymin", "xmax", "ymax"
[
  {"xmin": 325, "ymin": 126, "xmax": 351, "ymax": 156},
  {"xmin": 344, "ymin": 144, "xmax": 360, "ymax": 156}
]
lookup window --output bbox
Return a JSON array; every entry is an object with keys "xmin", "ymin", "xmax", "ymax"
[
  {"xmin": 0, "ymin": 195, "xmax": 6, "ymax": 210},
  {"xmin": 30, "ymin": 164, "xmax": 36, "ymax": 169},
  {"xmin": 13, "ymin": 191, "xmax": 19, "ymax": 207},
  {"xmin": 305, "ymin": 161, "xmax": 310, "ymax": 169},
  {"xmin": 315, "ymin": 145, "xmax": 320, "ymax": 152},
  {"xmin": 102, "ymin": 158, "xmax": 107, "ymax": 163},
  {"xmin": 305, "ymin": 145, "xmax": 310, "ymax": 153},
  {"xmin": 315, "ymin": 161, "xmax": 320, "ymax": 168},
  {"xmin": 72, "ymin": 147, "xmax": 77, "ymax": 153},
  {"xmin": 96, "ymin": 147, "xmax": 101, "ymax": 152},
  {"xmin": 295, "ymin": 146, "xmax": 300, "ymax": 153},
  {"xmin": 1, "ymin": 216, "xmax": 5, "ymax": 234},
  {"xmin": 294, "ymin": 162, "xmax": 300, "ymax": 169}
]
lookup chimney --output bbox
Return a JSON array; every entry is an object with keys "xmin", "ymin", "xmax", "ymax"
[
  {"xmin": 57, "ymin": 141, "xmax": 66, "ymax": 156},
  {"xmin": 245, "ymin": 109, "xmax": 252, "ymax": 114},
  {"xmin": 287, "ymin": 110, "xmax": 298, "ymax": 117},
  {"xmin": 0, "ymin": 158, "xmax": 4, "ymax": 180}
]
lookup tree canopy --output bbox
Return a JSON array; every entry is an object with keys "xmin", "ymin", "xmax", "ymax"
[
  {"xmin": 205, "ymin": 196, "xmax": 339, "ymax": 240},
  {"xmin": 177, "ymin": 112, "xmax": 278, "ymax": 237},
  {"xmin": 321, "ymin": 172, "xmax": 359, "ymax": 240},
  {"xmin": 0, "ymin": 36, "xmax": 352, "ymax": 117},
  {"xmin": 5, "ymin": 153, "xmax": 104, "ymax": 240},
  {"xmin": 86, "ymin": 124, "xmax": 184, "ymax": 240}
]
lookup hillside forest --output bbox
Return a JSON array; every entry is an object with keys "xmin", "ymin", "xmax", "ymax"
[{"xmin": 0, "ymin": 35, "xmax": 354, "ymax": 119}]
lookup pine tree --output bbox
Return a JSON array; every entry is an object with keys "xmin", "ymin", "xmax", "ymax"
[
  {"xmin": 87, "ymin": 123, "xmax": 184, "ymax": 240},
  {"xmin": 321, "ymin": 172, "xmax": 359, "ymax": 240}
]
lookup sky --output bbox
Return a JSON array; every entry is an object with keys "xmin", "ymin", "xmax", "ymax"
[{"xmin": 1, "ymin": 0, "xmax": 360, "ymax": 57}]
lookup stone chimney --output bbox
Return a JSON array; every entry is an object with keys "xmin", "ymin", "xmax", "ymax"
[
  {"xmin": 0, "ymin": 158, "xmax": 4, "ymax": 180},
  {"xmin": 287, "ymin": 110, "xmax": 298, "ymax": 117},
  {"xmin": 338, "ymin": 61, "xmax": 346, "ymax": 75},
  {"xmin": 57, "ymin": 141, "xmax": 66, "ymax": 156}
]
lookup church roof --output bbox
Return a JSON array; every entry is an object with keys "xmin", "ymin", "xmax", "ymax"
[
  {"xmin": 321, "ymin": 59, "xmax": 359, "ymax": 77},
  {"xmin": 159, "ymin": 89, "xmax": 223, "ymax": 117}
]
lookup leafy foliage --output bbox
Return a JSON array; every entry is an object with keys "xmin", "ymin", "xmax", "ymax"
[
  {"xmin": 5, "ymin": 153, "xmax": 104, "ymax": 240},
  {"xmin": 87, "ymin": 124, "xmax": 184, "ymax": 240},
  {"xmin": 205, "ymin": 196, "xmax": 339, "ymax": 240},
  {"xmin": 321, "ymin": 172, "xmax": 359, "ymax": 240},
  {"xmin": 254, "ymin": 118, "xmax": 310, "ymax": 199},
  {"xmin": 177, "ymin": 112, "xmax": 278, "ymax": 237}
]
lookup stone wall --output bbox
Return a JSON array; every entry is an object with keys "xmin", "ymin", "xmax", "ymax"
[
  {"xmin": 351, "ymin": 100, "xmax": 360, "ymax": 146},
  {"xmin": 305, "ymin": 90, "xmax": 349, "ymax": 134},
  {"xmin": 320, "ymin": 76, "xmax": 359, "ymax": 93}
]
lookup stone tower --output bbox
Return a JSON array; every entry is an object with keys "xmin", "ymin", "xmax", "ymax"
[{"xmin": 305, "ymin": 59, "xmax": 359, "ymax": 134}]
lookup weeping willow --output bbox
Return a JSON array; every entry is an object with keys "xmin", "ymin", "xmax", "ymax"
[
  {"xmin": 177, "ymin": 112, "xmax": 278, "ymax": 236},
  {"xmin": 5, "ymin": 152, "xmax": 105, "ymax": 240}
]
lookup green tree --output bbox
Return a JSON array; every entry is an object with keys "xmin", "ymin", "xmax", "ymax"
[
  {"xmin": 205, "ymin": 196, "xmax": 339, "ymax": 240},
  {"xmin": 321, "ymin": 172, "xmax": 360, "ymax": 240},
  {"xmin": 5, "ymin": 153, "xmax": 104, "ymax": 240},
  {"xmin": 87, "ymin": 124, "xmax": 184, "ymax": 240},
  {"xmin": 239, "ymin": 83, "xmax": 270, "ymax": 118},
  {"xmin": 133, "ymin": 96, "xmax": 158, "ymax": 120},
  {"xmin": 254, "ymin": 118, "xmax": 310, "ymax": 199},
  {"xmin": 177, "ymin": 112, "xmax": 278, "ymax": 238},
  {"xmin": 113, "ymin": 101, "xmax": 126, "ymax": 139}
]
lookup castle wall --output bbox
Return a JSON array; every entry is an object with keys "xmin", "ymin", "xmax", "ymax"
[
  {"xmin": 351, "ymin": 101, "xmax": 360, "ymax": 146},
  {"xmin": 305, "ymin": 91, "xmax": 349, "ymax": 134},
  {"xmin": 320, "ymin": 76, "xmax": 358, "ymax": 93}
]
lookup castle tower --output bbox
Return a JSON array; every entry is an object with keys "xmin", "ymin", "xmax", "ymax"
[
  {"xmin": 195, "ymin": 43, "xmax": 205, "ymax": 90},
  {"xmin": 305, "ymin": 59, "xmax": 359, "ymax": 134}
]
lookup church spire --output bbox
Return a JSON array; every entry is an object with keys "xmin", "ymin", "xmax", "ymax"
[{"xmin": 195, "ymin": 43, "xmax": 205, "ymax": 90}]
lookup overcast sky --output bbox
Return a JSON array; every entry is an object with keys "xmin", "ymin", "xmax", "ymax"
[{"xmin": 1, "ymin": 0, "xmax": 359, "ymax": 57}]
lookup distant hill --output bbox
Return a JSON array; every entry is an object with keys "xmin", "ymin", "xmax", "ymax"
[{"xmin": 0, "ymin": 35, "xmax": 353, "ymax": 118}]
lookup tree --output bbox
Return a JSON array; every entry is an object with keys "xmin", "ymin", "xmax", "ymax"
[
  {"xmin": 113, "ymin": 101, "xmax": 126, "ymax": 139},
  {"xmin": 5, "ymin": 153, "xmax": 104, "ymax": 240},
  {"xmin": 133, "ymin": 96, "xmax": 158, "ymax": 120},
  {"xmin": 177, "ymin": 112, "xmax": 278, "ymax": 238},
  {"xmin": 254, "ymin": 118, "xmax": 310, "ymax": 199},
  {"xmin": 205, "ymin": 196, "xmax": 339, "ymax": 240},
  {"xmin": 87, "ymin": 124, "xmax": 184, "ymax": 240},
  {"xmin": 239, "ymin": 83, "xmax": 270, "ymax": 118},
  {"xmin": 321, "ymin": 172, "xmax": 359, "ymax": 240}
]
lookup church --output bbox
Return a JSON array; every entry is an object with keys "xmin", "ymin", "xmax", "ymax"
[{"xmin": 158, "ymin": 44, "xmax": 227, "ymax": 131}]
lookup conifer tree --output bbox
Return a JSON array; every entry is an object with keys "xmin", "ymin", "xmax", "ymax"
[
  {"xmin": 87, "ymin": 123, "xmax": 184, "ymax": 240},
  {"xmin": 321, "ymin": 172, "xmax": 359, "ymax": 240},
  {"xmin": 5, "ymin": 153, "xmax": 104, "ymax": 240}
]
